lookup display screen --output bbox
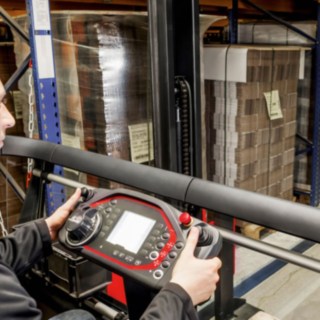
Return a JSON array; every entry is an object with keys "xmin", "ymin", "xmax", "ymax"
[{"xmin": 106, "ymin": 210, "xmax": 156, "ymax": 254}]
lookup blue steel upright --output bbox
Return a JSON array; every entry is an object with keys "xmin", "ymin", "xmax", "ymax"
[{"xmin": 25, "ymin": 0, "xmax": 65, "ymax": 213}]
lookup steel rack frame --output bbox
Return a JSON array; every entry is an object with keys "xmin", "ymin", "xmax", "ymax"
[
  {"xmin": 148, "ymin": 0, "xmax": 202, "ymax": 178},
  {"xmin": 1, "ymin": 2, "xmax": 66, "ymax": 214},
  {"xmin": 25, "ymin": 0, "xmax": 65, "ymax": 213}
]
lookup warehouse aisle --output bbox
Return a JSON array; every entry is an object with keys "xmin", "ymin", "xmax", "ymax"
[{"xmin": 234, "ymin": 232, "xmax": 320, "ymax": 319}]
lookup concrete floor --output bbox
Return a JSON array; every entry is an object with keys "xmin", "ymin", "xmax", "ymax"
[{"xmin": 233, "ymin": 232, "xmax": 320, "ymax": 320}]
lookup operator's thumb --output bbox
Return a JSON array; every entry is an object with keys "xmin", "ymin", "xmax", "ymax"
[
  {"xmin": 63, "ymin": 188, "xmax": 81, "ymax": 211},
  {"xmin": 182, "ymin": 226, "xmax": 200, "ymax": 257}
]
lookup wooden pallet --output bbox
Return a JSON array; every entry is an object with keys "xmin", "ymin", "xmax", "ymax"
[{"xmin": 238, "ymin": 222, "xmax": 273, "ymax": 240}]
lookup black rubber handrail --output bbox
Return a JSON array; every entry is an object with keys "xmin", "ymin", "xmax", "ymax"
[{"xmin": 2, "ymin": 135, "xmax": 320, "ymax": 243}]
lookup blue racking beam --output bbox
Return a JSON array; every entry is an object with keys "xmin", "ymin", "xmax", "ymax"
[
  {"xmin": 25, "ymin": 0, "xmax": 65, "ymax": 213},
  {"xmin": 228, "ymin": 0, "xmax": 238, "ymax": 44}
]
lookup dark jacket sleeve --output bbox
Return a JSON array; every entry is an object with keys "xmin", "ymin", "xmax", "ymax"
[
  {"xmin": 0, "ymin": 263, "xmax": 42, "ymax": 320},
  {"xmin": 0, "ymin": 219, "xmax": 52, "ymax": 275},
  {"xmin": 0, "ymin": 219, "xmax": 52, "ymax": 319},
  {"xmin": 140, "ymin": 283, "xmax": 199, "ymax": 320}
]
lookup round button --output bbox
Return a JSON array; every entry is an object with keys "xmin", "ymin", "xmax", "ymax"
[
  {"xmin": 153, "ymin": 270, "xmax": 164, "ymax": 279},
  {"xmin": 161, "ymin": 261, "xmax": 170, "ymax": 268},
  {"xmin": 140, "ymin": 249, "xmax": 148, "ymax": 256},
  {"xmin": 169, "ymin": 251, "xmax": 177, "ymax": 259},
  {"xmin": 102, "ymin": 226, "xmax": 110, "ymax": 232},
  {"xmin": 162, "ymin": 232, "xmax": 170, "ymax": 240},
  {"xmin": 106, "ymin": 220, "xmax": 114, "ymax": 226},
  {"xmin": 156, "ymin": 242, "xmax": 165, "ymax": 249},
  {"xmin": 175, "ymin": 241, "xmax": 184, "ymax": 250},
  {"xmin": 149, "ymin": 251, "xmax": 159, "ymax": 260},
  {"xmin": 152, "ymin": 229, "xmax": 161, "ymax": 236},
  {"xmin": 144, "ymin": 242, "xmax": 153, "ymax": 250},
  {"xmin": 179, "ymin": 212, "xmax": 193, "ymax": 226}
]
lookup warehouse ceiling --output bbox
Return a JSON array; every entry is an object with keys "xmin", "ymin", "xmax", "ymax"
[{"xmin": 0, "ymin": 0, "xmax": 317, "ymax": 19}]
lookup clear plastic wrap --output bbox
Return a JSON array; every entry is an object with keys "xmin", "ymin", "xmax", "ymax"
[
  {"xmin": 228, "ymin": 21, "xmax": 316, "ymax": 46},
  {"xmin": 12, "ymin": 12, "xmax": 224, "ymax": 189},
  {"xmin": 13, "ymin": 12, "xmax": 153, "ymax": 188}
]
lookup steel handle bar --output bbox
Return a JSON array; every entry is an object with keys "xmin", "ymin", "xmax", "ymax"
[
  {"xmin": 2, "ymin": 135, "xmax": 320, "ymax": 245},
  {"xmin": 32, "ymin": 169, "xmax": 320, "ymax": 273}
]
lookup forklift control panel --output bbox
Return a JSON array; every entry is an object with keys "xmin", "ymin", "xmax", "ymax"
[{"xmin": 59, "ymin": 188, "xmax": 222, "ymax": 290}]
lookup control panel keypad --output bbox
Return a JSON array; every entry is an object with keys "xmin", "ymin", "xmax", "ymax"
[
  {"xmin": 60, "ymin": 189, "xmax": 222, "ymax": 290},
  {"xmin": 89, "ymin": 198, "xmax": 184, "ymax": 276}
]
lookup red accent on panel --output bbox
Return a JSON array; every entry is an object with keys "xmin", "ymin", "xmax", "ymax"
[
  {"xmin": 201, "ymin": 208, "xmax": 208, "ymax": 222},
  {"xmin": 106, "ymin": 273, "xmax": 127, "ymax": 305}
]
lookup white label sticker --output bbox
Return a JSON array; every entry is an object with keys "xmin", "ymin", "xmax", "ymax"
[
  {"xmin": 264, "ymin": 90, "xmax": 283, "ymax": 120},
  {"xmin": 32, "ymin": 0, "xmax": 51, "ymax": 30},
  {"xmin": 128, "ymin": 122, "xmax": 154, "ymax": 163},
  {"xmin": 35, "ymin": 35, "xmax": 55, "ymax": 79}
]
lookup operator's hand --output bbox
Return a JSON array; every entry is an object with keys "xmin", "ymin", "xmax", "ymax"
[
  {"xmin": 45, "ymin": 188, "xmax": 82, "ymax": 241},
  {"xmin": 170, "ymin": 227, "xmax": 222, "ymax": 306}
]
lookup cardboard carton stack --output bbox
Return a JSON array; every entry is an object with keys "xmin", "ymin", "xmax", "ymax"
[
  {"xmin": 204, "ymin": 46, "xmax": 302, "ymax": 200},
  {"xmin": 225, "ymin": 21, "xmax": 315, "ymax": 189}
]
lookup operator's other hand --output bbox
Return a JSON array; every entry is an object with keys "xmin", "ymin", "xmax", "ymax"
[
  {"xmin": 170, "ymin": 226, "xmax": 222, "ymax": 306},
  {"xmin": 45, "ymin": 188, "xmax": 81, "ymax": 241}
]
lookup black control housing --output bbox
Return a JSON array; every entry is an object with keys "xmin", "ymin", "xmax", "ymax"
[{"xmin": 59, "ymin": 188, "xmax": 222, "ymax": 290}]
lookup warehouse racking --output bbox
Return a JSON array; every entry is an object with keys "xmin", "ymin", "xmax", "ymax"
[
  {"xmin": 2, "ymin": 0, "xmax": 320, "ymax": 205},
  {"xmin": 1, "ymin": 1, "xmax": 320, "ymax": 319}
]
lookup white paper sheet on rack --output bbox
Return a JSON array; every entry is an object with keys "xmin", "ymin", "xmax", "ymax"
[{"xmin": 203, "ymin": 47, "xmax": 248, "ymax": 83}]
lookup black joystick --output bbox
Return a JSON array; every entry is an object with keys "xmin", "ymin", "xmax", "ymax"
[
  {"xmin": 195, "ymin": 223, "xmax": 214, "ymax": 247},
  {"xmin": 81, "ymin": 187, "xmax": 94, "ymax": 201},
  {"xmin": 66, "ymin": 208, "xmax": 101, "ymax": 246}
]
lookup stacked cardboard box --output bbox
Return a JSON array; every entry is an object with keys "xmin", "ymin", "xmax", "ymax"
[
  {"xmin": 204, "ymin": 46, "xmax": 302, "ymax": 200},
  {"xmin": 224, "ymin": 21, "xmax": 315, "ymax": 189}
]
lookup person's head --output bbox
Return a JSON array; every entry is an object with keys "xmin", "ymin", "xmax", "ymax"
[{"xmin": 0, "ymin": 80, "xmax": 15, "ymax": 149}]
